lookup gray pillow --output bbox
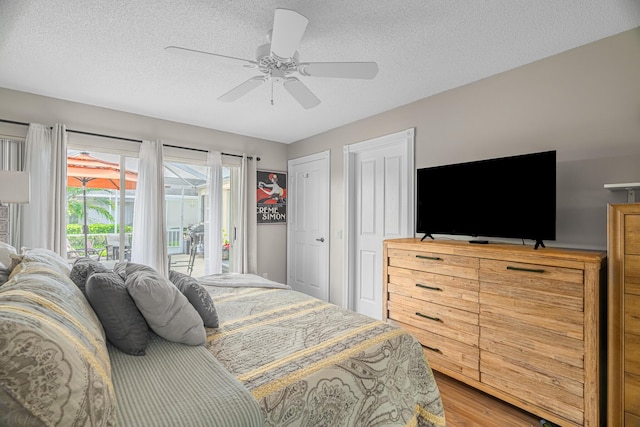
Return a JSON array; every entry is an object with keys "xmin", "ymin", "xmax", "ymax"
[
  {"xmin": 169, "ymin": 270, "xmax": 219, "ymax": 328},
  {"xmin": 114, "ymin": 261, "xmax": 156, "ymax": 281},
  {"xmin": 69, "ymin": 258, "xmax": 109, "ymax": 297},
  {"xmin": 86, "ymin": 272, "xmax": 150, "ymax": 355},
  {"xmin": 126, "ymin": 270, "xmax": 206, "ymax": 346}
]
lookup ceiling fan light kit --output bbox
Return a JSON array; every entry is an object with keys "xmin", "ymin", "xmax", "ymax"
[{"xmin": 166, "ymin": 8, "xmax": 378, "ymax": 109}]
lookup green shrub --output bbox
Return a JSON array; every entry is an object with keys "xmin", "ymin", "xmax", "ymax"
[
  {"xmin": 67, "ymin": 223, "xmax": 133, "ymax": 235},
  {"xmin": 67, "ymin": 224, "xmax": 83, "ymax": 235}
]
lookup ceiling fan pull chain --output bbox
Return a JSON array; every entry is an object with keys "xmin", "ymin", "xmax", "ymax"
[{"xmin": 271, "ymin": 78, "xmax": 274, "ymax": 106}]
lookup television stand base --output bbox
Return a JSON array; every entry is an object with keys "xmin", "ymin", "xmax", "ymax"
[
  {"xmin": 469, "ymin": 240, "xmax": 489, "ymax": 244},
  {"xmin": 534, "ymin": 239, "xmax": 546, "ymax": 250}
]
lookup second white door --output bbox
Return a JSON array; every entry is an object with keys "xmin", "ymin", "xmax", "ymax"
[{"xmin": 346, "ymin": 129, "xmax": 414, "ymax": 319}]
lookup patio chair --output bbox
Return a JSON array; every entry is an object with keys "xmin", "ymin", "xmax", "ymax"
[
  {"xmin": 104, "ymin": 234, "xmax": 131, "ymax": 261},
  {"xmin": 169, "ymin": 235, "xmax": 197, "ymax": 276},
  {"xmin": 66, "ymin": 239, "xmax": 100, "ymax": 260}
]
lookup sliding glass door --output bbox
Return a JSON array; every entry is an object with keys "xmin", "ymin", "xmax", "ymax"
[
  {"xmin": 164, "ymin": 160, "xmax": 233, "ymax": 276},
  {"xmin": 66, "ymin": 150, "xmax": 138, "ymax": 264}
]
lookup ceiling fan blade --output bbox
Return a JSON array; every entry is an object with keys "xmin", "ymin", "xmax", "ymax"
[
  {"xmin": 218, "ymin": 76, "xmax": 265, "ymax": 102},
  {"xmin": 165, "ymin": 46, "xmax": 256, "ymax": 67},
  {"xmin": 270, "ymin": 9, "xmax": 309, "ymax": 60},
  {"xmin": 298, "ymin": 62, "xmax": 379, "ymax": 79},
  {"xmin": 283, "ymin": 77, "xmax": 321, "ymax": 109}
]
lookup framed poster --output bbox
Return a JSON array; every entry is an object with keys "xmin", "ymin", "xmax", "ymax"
[{"xmin": 257, "ymin": 170, "xmax": 287, "ymax": 224}]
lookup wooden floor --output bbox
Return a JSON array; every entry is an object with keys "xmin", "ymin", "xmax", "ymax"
[{"xmin": 434, "ymin": 371, "xmax": 542, "ymax": 427}]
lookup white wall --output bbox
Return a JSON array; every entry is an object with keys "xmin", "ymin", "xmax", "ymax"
[
  {"xmin": 0, "ymin": 88, "xmax": 290, "ymax": 283},
  {"xmin": 288, "ymin": 28, "xmax": 640, "ymax": 307}
]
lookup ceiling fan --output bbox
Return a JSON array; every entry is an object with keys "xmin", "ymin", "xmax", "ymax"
[{"xmin": 165, "ymin": 9, "xmax": 378, "ymax": 109}]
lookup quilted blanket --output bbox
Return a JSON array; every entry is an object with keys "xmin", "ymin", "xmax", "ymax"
[{"xmin": 200, "ymin": 276, "xmax": 446, "ymax": 427}]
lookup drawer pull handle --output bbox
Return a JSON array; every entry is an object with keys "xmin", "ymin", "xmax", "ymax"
[
  {"xmin": 506, "ymin": 266, "xmax": 545, "ymax": 274},
  {"xmin": 415, "ymin": 284, "xmax": 442, "ymax": 291},
  {"xmin": 424, "ymin": 345, "xmax": 441, "ymax": 353},
  {"xmin": 416, "ymin": 312, "xmax": 441, "ymax": 322},
  {"xmin": 416, "ymin": 255, "xmax": 442, "ymax": 261}
]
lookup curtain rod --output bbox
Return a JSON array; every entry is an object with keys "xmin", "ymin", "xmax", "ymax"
[{"xmin": 0, "ymin": 118, "xmax": 260, "ymax": 161}]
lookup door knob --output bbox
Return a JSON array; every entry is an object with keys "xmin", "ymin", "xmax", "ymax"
[{"xmin": 316, "ymin": 237, "xmax": 325, "ymax": 242}]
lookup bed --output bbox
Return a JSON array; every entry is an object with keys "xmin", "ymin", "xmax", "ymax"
[{"xmin": 199, "ymin": 273, "xmax": 446, "ymax": 427}]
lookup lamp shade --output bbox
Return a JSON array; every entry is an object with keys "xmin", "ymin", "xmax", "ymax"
[{"xmin": 0, "ymin": 171, "xmax": 31, "ymax": 203}]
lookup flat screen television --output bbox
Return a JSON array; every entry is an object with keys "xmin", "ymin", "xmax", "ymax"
[{"xmin": 416, "ymin": 150, "xmax": 556, "ymax": 248}]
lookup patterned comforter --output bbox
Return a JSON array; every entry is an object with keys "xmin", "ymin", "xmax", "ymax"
[{"xmin": 199, "ymin": 275, "xmax": 445, "ymax": 427}]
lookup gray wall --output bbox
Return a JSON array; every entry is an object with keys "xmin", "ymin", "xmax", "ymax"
[
  {"xmin": 288, "ymin": 28, "xmax": 640, "ymax": 306},
  {"xmin": 0, "ymin": 88, "xmax": 289, "ymax": 283}
]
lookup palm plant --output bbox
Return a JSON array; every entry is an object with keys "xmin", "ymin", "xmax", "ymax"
[{"xmin": 67, "ymin": 187, "xmax": 115, "ymax": 224}]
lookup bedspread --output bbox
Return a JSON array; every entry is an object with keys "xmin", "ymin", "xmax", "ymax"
[{"xmin": 201, "ymin": 279, "xmax": 446, "ymax": 427}]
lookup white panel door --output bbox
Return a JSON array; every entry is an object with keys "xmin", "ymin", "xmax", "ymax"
[
  {"xmin": 287, "ymin": 151, "xmax": 330, "ymax": 301},
  {"xmin": 346, "ymin": 129, "xmax": 414, "ymax": 319}
]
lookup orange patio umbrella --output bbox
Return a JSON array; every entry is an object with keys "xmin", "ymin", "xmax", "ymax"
[{"xmin": 67, "ymin": 152, "xmax": 137, "ymax": 255}]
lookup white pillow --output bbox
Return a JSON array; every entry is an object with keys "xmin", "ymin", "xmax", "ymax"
[
  {"xmin": 0, "ymin": 242, "xmax": 17, "ymax": 270},
  {"xmin": 13, "ymin": 248, "xmax": 71, "ymax": 276}
]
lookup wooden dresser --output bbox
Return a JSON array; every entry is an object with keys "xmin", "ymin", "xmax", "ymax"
[
  {"xmin": 608, "ymin": 203, "xmax": 640, "ymax": 426},
  {"xmin": 383, "ymin": 238, "xmax": 606, "ymax": 427}
]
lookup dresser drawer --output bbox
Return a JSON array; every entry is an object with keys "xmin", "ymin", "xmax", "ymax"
[
  {"xmin": 388, "ymin": 319, "xmax": 479, "ymax": 381},
  {"xmin": 626, "ymin": 412, "xmax": 640, "ymax": 426},
  {"xmin": 482, "ymin": 351, "xmax": 584, "ymax": 426},
  {"xmin": 626, "ymin": 254, "xmax": 640, "ymax": 296},
  {"xmin": 480, "ymin": 325, "xmax": 584, "ymax": 376},
  {"xmin": 626, "ymin": 371, "xmax": 640, "ymax": 418},
  {"xmin": 480, "ymin": 284, "xmax": 584, "ymax": 341},
  {"xmin": 626, "ymin": 333, "xmax": 640, "ymax": 376},
  {"xmin": 626, "ymin": 294, "xmax": 640, "ymax": 336},
  {"xmin": 480, "ymin": 259, "xmax": 584, "ymax": 285},
  {"xmin": 387, "ymin": 266, "xmax": 479, "ymax": 313},
  {"xmin": 388, "ymin": 293, "xmax": 478, "ymax": 346},
  {"xmin": 387, "ymin": 248, "xmax": 478, "ymax": 280},
  {"xmin": 480, "ymin": 274, "xmax": 584, "ymax": 315},
  {"xmin": 626, "ymin": 214, "xmax": 640, "ymax": 254}
]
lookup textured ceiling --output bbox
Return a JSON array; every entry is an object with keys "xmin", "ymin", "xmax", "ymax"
[{"xmin": 1, "ymin": 0, "xmax": 639, "ymax": 144}]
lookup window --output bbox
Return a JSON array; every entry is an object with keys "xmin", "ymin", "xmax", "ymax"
[{"xmin": 66, "ymin": 137, "xmax": 236, "ymax": 274}]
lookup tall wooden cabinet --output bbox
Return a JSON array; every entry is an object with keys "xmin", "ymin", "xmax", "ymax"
[
  {"xmin": 383, "ymin": 238, "xmax": 606, "ymax": 427},
  {"xmin": 608, "ymin": 203, "xmax": 640, "ymax": 426}
]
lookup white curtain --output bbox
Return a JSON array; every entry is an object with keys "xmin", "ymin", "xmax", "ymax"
[
  {"xmin": 230, "ymin": 154, "xmax": 257, "ymax": 274},
  {"xmin": 204, "ymin": 151, "xmax": 222, "ymax": 275},
  {"xmin": 50, "ymin": 126, "xmax": 68, "ymax": 255},
  {"xmin": 22, "ymin": 123, "xmax": 67, "ymax": 254},
  {"xmin": 0, "ymin": 139, "xmax": 26, "ymax": 249},
  {"xmin": 131, "ymin": 140, "xmax": 168, "ymax": 275}
]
